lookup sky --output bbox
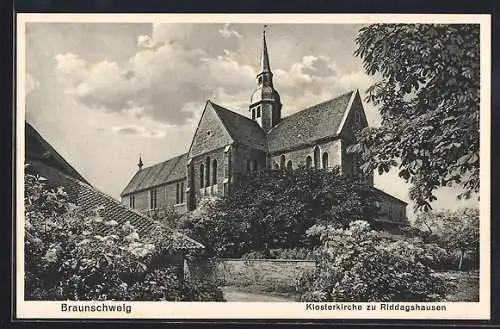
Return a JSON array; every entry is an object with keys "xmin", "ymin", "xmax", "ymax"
[{"xmin": 24, "ymin": 22, "xmax": 479, "ymax": 219}]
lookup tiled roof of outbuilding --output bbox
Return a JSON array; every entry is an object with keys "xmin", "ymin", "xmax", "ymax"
[
  {"xmin": 267, "ymin": 90, "xmax": 355, "ymax": 153},
  {"xmin": 121, "ymin": 153, "xmax": 187, "ymax": 196},
  {"xmin": 28, "ymin": 160, "xmax": 204, "ymax": 250},
  {"xmin": 210, "ymin": 101, "xmax": 267, "ymax": 151}
]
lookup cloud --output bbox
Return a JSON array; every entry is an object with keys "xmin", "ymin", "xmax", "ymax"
[
  {"xmin": 218, "ymin": 23, "xmax": 241, "ymax": 39},
  {"xmin": 26, "ymin": 73, "xmax": 40, "ymax": 95},
  {"xmin": 53, "ymin": 24, "xmax": 379, "ymax": 128},
  {"xmin": 272, "ymin": 54, "xmax": 378, "ymax": 115},
  {"xmin": 111, "ymin": 125, "xmax": 166, "ymax": 138},
  {"xmin": 54, "ymin": 23, "xmax": 253, "ymax": 125}
]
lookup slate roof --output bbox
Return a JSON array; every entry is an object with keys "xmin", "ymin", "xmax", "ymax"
[
  {"xmin": 27, "ymin": 160, "xmax": 204, "ymax": 250},
  {"xmin": 121, "ymin": 153, "xmax": 187, "ymax": 196},
  {"xmin": 210, "ymin": 101, "xmax": 267, "ymax": 151},
  {"xmin": 120, "ymin": 91, "xmax": 357, "ymax": 195},
  {"xmin": 267, "ymin": 90, "xmax": 355, "ymax": 153}
]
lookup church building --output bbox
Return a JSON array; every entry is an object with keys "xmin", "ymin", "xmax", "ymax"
[{"xmin": 120, "ymin": 30, "xmax": 407, "ymax": 225}]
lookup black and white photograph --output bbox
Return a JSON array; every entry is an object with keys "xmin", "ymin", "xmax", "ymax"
[{"xmin": 16, "ymin": 14, "xmax": 490, "ymax": 319}]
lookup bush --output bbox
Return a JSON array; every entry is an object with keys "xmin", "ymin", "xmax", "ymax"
[
  {"xmin": 297, "ymin": 221, "xmax": 447, "ymax": 302},
  {"xmin": 179, "ymin": 167, "xmax": 379, "ymax": 258},
  {"xmin": 24, "ymin": 167, "xmax": 224, "ymax": 301}
]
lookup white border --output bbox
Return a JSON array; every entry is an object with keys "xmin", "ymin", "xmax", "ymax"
[{"xmin": 15, "ymin": 13, "xmax": 491, "ymax": 320}]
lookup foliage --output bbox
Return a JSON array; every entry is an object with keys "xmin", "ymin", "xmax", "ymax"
[
  {"xmin": 349, "ymin": 24, "xmax": 480, "ymax": 211},
  {"xmin": 297, "ymin": 221, "xmax": 447, "ymax": 302},
  {"xmin": 24, "ymin": 166, "xmax": 224, "ymax": 301},
  {"xmin": 180, "ymin": 167, "xmax": 379, "ymax": 257},
  {"xmin": 408, "ymin": 208, "xmax": 479, "ymax": 270}
]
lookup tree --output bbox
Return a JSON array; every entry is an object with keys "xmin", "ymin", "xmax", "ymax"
[
  {"xmin": 348, "ymin": 24, "xmax": 480, "ymax": 211},
  {"xmin": 411, "ymin": 208, "xmax": 479, "ymax": 270},
  {"xmin": 180, "ymin": 167, "xmax": 379, "ymax": 257},
  {"xmin": 24, "ymin": 165, "xmax": 224, "ymax": 301}
]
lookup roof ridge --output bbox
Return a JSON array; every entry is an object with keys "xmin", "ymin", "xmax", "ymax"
[
  {"xmin": 268, "ymin": 90, "xmax": 355, "ymax": 135},
  {"xmin": 60, "ymin": 167, "xmax": 204, "ymax": 248},
  {"xmin": 26, "ymin": 122, "xmax": 91, "ymax": 185},
  {"xmin": 210, "ymin": 101, "xmax": 262, "ymax": 128},
  {"xmin": 140, "ymin": 152, "xmax": 187, "ymax": 171}
]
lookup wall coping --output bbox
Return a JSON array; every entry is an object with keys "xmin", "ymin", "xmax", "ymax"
[{"xmin": 217, "ymin": 258, "xmax": 315, "ymax": 263}]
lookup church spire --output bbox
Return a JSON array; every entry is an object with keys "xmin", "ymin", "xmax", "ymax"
[
  {"xmin": 259, "ymin": 25, "xmax": 271, "ymax": 74},
  {"xmin": 249, "ymin": 25, "xmax": 282, "ymax": 132},
  {"xmin": 137, "ymin": 154, "xmax": 143, "ymax": 170}
]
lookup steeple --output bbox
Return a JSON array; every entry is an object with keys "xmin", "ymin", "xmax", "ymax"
[
  {"xmin": 259, "ymin": 27, "xmax": 271, "ymax": 74},
  {"xmin": 250, "ymin": 25, "xmax": 282, "ymax": 132}
]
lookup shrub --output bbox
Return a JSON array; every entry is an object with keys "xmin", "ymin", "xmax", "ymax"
[
  {"xmin": 297, "ymin": 221, "xmax": 447, "ymax": 302},
  {"xmin": 179, "ymin": 167, "xmax": 379, "ymax": 258},
  {"xmin": 24, "ymin": 167, "xmax": 224, "ymax": 301}
]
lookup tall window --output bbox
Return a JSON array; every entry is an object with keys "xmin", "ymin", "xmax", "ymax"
[
  {"xmin": 176, "ymin": 181, "xmax": 185, "ymax": 204},
  {"xmin": 180, "ymin": 181, "xmax": 184, "ymax": 203},
  {"xmin": 313, "ymin": 146, "xmax": 320, "ymax": 168},
  {"xmin": 149, "ymin": 188, "xmax": 158, "ymax": 209},
  {"xmin": 306, "ymin": 156, "xmax": 312, "ymax": 168},
  {"xmin": 205, "ymin": 157, "xmax": 211, "ymax": 187},
  {"xmin": 322, "ymin": 152, "xmax": 329, "ymax": 169},
  {"xmin": 212, "ymin": 159, "xmax": 218, "ymax": 185},
  {"xmin": 286, "ymin": 160, "xmax": 293, "ymax": 170},
  {"xmin": 257, "ymin": 106, "xmax": 261, "ymax": 118},
  {"xmin": 253, "ymin": 159, "xmax": 258, "ymax": 172},
  {"xmin": 246, "ymin": 159, "xmax": 251, "ymax": 174},
  {"xmin": 200, "ymin": 164, "xmax": 204, "ymax": 188},
  {"xmin": 252, "ymin": 108, "xmax": 256, "ymax": 120},
  {"xmin": 129, "ymin": 195, "xmax": 135, "ymax": 209},
  {"xmin": 280, "ymin": 155, "xmax": 286, "ymax": 168}
]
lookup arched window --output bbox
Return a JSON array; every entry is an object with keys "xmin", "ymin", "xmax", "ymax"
[
  {"xmin": 280, "ymin": 155, "xmax": 286, "ymax": 169},
  {"xmin": 257, "ymin": 106, "xmax": 261, "ymax": 118},
  {"xmin": 287, "ymin": 160, "xmax": 293, "ymax": 170},
  {"xmin": 322, "ymin": 152, "xmax": 329, "ymax": 169},
  {"xmin": 313, "ymin": 146, "xmax": 320, "ymax": 168},
  {"xmin": 212, "ymin": 159, "xmax": 218, "ymax": 185},
  {"xmin": 205, "ymin": 157, "xmax": 211, "ymax": 187},
  {"xmin": 306, "ymin": 156, "xmax": 312, "ymax": 168},
  {"xmin": 200, "ymin": 164, "xmax": 204, "ymax": 188}
]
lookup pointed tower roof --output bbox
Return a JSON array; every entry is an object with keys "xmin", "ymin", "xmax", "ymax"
[{"xmin": 259, "ymin": 26, "xmax": 271, "ymax": 74}]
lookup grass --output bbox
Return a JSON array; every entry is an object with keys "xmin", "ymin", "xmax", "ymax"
[
  {"xmin": 222, "ymin": 270, "xmax": 480, "ymax": 302},
  {"xmin": 437, "ymin": 270, "xmax": 479, "ymax": 302}
]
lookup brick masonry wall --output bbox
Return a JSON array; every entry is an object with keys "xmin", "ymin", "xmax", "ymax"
[
  {"xmin": 214, "ymin": 259, "xmax": 316, "ymax": 293},
  {"xmin": 232, "ymin": 144, "xmax": 267, "ymax": 176},
  {"xmin": 270, "ymin": 139, "xmax": 342, "ymax": 170},
  {"xmin": 191, "ymin": 148, "xmax": 226, "ymax": 204}
]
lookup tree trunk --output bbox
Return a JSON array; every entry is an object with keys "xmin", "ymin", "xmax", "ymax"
[{"xmin": 458, "ymin": 249, "xmax": 464, "ymax": 271}]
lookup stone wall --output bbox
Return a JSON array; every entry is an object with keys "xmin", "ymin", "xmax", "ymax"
[{"xmin": 214, "ymin": 258, "xmax": 316, "ymax": 293}]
